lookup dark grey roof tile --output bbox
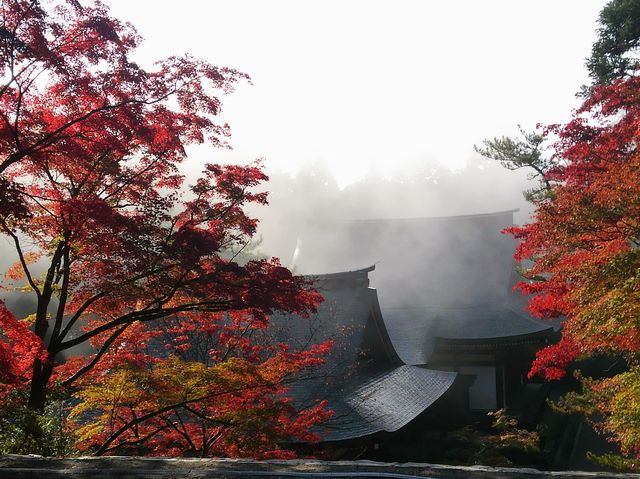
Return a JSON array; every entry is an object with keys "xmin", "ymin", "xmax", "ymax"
[
  {"xmin": 271, "ymin": 268, "xmax": 456, "ymax": 442},
  {"xmin": 345, "ymin": 366, "xmax": 456, "ymax": 433}
]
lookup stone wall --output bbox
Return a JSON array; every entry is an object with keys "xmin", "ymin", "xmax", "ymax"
[{"xmin": 2, "ymin": 455, "xmax": 639, "ymax": 479}]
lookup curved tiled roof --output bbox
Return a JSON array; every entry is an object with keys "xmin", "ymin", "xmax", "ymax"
[
  {"xmin": 344, "ymin": 365, "xmax": 455, "ymax": 434},
  {"xmin": 291, "ymin": 210, "xmax": 559, "ymax": 366},
  {"xmin": 270, "ymin": 267, "xmax": 456, "ymax": 442},
  {"xmin": 384, "ymin": 305, "xmax": 555, "ymax": 366},
  {"xmin": 315, "ymin": 365, "xmax": 456, "ymax": 442}
]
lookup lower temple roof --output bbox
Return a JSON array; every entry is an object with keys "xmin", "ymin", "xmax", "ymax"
[
  {"xmin": 383, "ymin": 304, "xmax": 557, "ymax": 366},
  {"xmin": 270, "ymin": 267, "xmax": 456, "ymax": 442}
]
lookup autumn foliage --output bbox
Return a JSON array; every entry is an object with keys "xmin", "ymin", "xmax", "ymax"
[
  {"xmin": 0, "ymin": 0, "xmax": 330, "ymax": 457},
  {"xmin": 506, "ymin": 72, "xmax": 640, "ymax": 459},
  {"xmin": 0, "ymin": 301, "xmax": 44, "ymax": 394}
]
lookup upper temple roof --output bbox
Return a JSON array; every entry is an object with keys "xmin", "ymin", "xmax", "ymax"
[{"xmin": 291, "ymin": 210, "xmax": 557, "ymax": 365}]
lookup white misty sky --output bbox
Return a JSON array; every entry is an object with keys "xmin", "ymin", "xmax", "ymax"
[{"xmin": 103, "ymin": 0, "xmax": 607, "ymax": 187}]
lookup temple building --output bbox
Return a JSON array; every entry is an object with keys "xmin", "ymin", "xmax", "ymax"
[
  {"xmin": 279, "ymin": 209, "xmax": 560, "ymax": 442},
  {"xmin": 270, "ymin": 266, "xmax": 456, "ymax": 442}
]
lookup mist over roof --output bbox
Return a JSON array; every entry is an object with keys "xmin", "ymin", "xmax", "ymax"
[
  {"xmin": 294, "ymin": 209, "xmax": 518, "ymax": 306},
  {"xmin": 292, "ymin": 210, "xmax": 555, "ymax": 365}
]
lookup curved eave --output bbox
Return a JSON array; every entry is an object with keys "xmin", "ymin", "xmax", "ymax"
[
  {"xmin": 306, "ymin": 266, "xmax": 376, "ymax": 291},
  {"xmin": 318, "ymin": 365, "xmax": 457, "ymax": 442},
  {"xmin": 434, "ymin": 327, "xmax": 557, "ymax": 351},
  {"xmin": 305, "ymin": 265, "xmax": 376, "ymax": 280},
  {"xmin": 368, "ymin": 288, "xmax": 404, "ymax": 367}
]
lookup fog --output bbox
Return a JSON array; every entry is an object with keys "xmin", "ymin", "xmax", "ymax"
[
  {"xmin": 1, "ymin": 151, "xmax": 535, "ymax": 334},
  {"xmin": 0, "ymin": 1, "xmax": 603, "ymax": 331},
  {"xmin": 101, "ymin": 0, "xmax": 605, "ymax": 189},
  {"xmin": 250, "ymin": 154, "xmax": 534, "ymax": 274},
  {"xmin": 239, "ymin": 154, "xmax": 540, "ymax": 364}
]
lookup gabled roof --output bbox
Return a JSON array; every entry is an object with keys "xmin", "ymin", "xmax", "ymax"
[
  {"xmin": 292, "ymin": 210, "xmax": 559, "ymax": 366},
  {"xmin": 384, "ymin": 305, "xmax": 555, "ymax": 365},
  {"xmin": 271, "ymin": 267, "xmax": 456, "ymax": 442}
]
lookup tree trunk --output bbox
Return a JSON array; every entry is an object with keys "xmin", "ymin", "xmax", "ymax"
[
  {"xmin": 27, "ymin": 242, "xmax": 65, "ymax": 411},
  {"xmin": 27, "ymin": 358, "xmax": 54, "ymax": 412}
]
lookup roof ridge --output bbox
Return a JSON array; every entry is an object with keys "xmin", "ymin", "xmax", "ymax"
[
  {"xmin": 348, "ymin": 208, "xmax": 519, "ymax": 223},
  {"xmin": 304, "ymin": 265, "xmax": 376, "ymax": 279}
]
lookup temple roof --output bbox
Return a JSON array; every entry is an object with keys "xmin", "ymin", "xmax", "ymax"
[
  {"xmin": 384, "ymin": 305, "xmax": 555, "ymax": 365},
  {"xmin": 292, "ymin": 210, "xmax": 559, "ymax": 366},
  {"xmin": 270, "ymin": 267, "xmax": 456, "ymax": 442}
]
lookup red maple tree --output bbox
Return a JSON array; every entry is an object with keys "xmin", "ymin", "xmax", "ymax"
[
  {"xmin": 503, "ymin": 74, "xmax": 640, "ymax": 459},
  {"xmin": 0, "ymin": 0, "xmax": 330, "ymax": 457}
]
